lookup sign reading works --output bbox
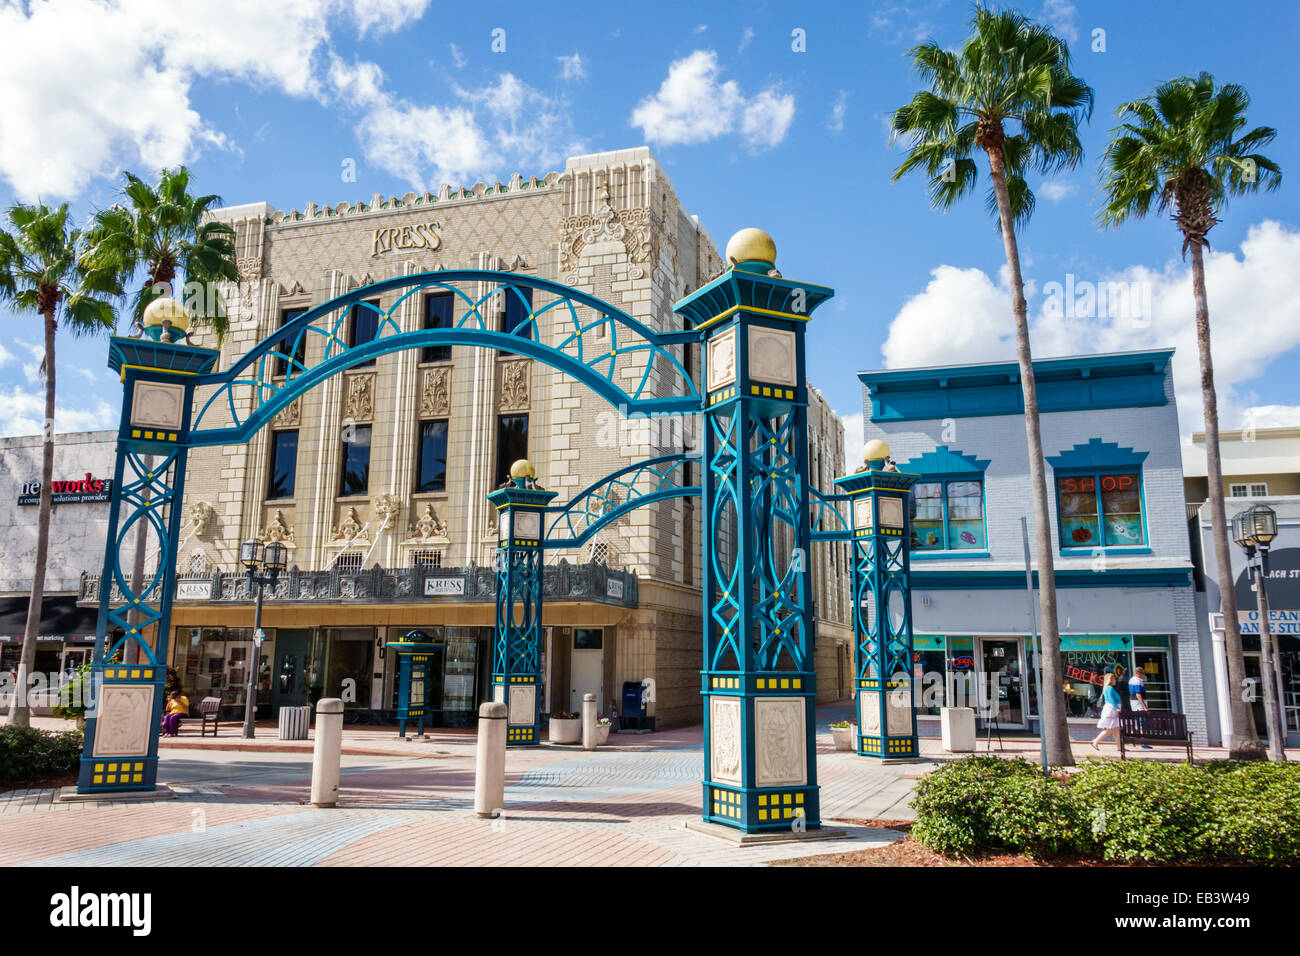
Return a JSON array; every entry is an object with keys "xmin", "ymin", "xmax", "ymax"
[{"xmin": 18, "ymin": 474, "xmax": 113, "ymax": 506}]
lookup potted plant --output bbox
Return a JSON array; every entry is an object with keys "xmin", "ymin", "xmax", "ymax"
[
  {"xmin": 52, "ymin": 663, "xmax": 93, "ymax": 729},
  {"xmin": 830, "ymin": 720, "xmax": 857, "ymax": 751},
  {"xmin": 548, "ymin": 711, "xmax": 581, "ymax": 744},
  {"xmin": 595, "ymin": 716, "xmax": 611, "ymax": 746}
]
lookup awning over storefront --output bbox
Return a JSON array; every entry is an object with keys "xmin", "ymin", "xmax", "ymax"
[{"xmin": 0, "ymin": 595, "xmax": 98, "ymax": 642}]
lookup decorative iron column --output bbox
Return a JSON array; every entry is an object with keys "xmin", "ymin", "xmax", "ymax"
[
  {"xmin": 834, "ymin": 440, "xmax": 920, "ymax": 760},
  {"xmin": 78, "ymin": 300, "xmax": 216, "ymax": 793},
  {"xmin": 487, "ymin": 460, "xmax": 556, "ymax": 746},
  {"xmin": 675, "ymin": 228, "xmax": 834, "ymax": 833}
]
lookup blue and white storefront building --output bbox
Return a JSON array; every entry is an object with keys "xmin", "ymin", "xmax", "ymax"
[{"xmin": 860, "ymin": 349, "xmax": 1210, "ymax": 744}]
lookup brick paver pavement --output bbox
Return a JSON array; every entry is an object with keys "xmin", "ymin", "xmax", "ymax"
[{"xmin": 6, "ymin": 704, "xmax": 1265, "ymax": 866}]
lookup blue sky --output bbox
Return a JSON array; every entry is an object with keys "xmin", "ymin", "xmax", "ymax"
[{"xmin": 2, "ymin": 0, "xmax": 1298, "ymax": 460}]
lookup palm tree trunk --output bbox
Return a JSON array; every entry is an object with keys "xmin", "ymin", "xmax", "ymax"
[
  {"xmin": 9, "ymin": 308, "xmax": 57, "ymax": 728},
  {"xmin": 1189, "ymin": 241, "xmax": 1263, "ymax": 758},
  {"xmin": 986, "ymin": 146, "xmax": 1073, "ymax": 765}
]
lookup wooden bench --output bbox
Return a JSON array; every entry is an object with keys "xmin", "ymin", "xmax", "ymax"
[
  {"xmin": 1118, "ymin": 710, "xmax": 1193, "ymax": 761},
  {"xmin": 179, "ymin": 696, "xmax": 222, "ymax": 737}
]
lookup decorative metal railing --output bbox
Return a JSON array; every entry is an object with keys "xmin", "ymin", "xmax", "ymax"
[{"xmin": 78, "ymin": 559, "xmax": 638, "ymax": 609}]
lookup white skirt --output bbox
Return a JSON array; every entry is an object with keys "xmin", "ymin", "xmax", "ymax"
[{"xmin": 1096, "ymin": 703, "xmax": 1119, "ymax": 729}]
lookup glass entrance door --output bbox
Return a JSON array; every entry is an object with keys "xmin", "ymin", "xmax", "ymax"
[{"xmin": 980, "ymin": 638, "xmax": 1025, "ymax": 728}]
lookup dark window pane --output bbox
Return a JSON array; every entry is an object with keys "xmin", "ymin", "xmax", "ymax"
[
  {"xmin": 503, "ymin": 287, "xmax": 533, "ymax": 337},
  {"xmin": 340, "ymin": 425, "xmax": 372, "ymax": 496},
  {"xmin": 416, "ymin": 420, "xmax": 449, "ymax": 493},
  {"xmin": 275, "ymin": 308, "xmax": 308, "ymax": 377},
  {"xmin": 350, "ymin": 300, "xmax": 381, "ymax": 368},
  {"xmin": 495, "ymin": 414, "xmax": 529, "ymax": 486},
  {"xmin": 1057, "ymin": 474, "xmax": 1099, "ymax": 547},
  {"xmin": 422, "ymin": 293, "xmax": 453, "ymax": 363},
  {"xmin": 267, "ymin": 430, "xmax": 298, "ymax": 499},
  {"xmin": 1100, "ymin": 473, "xmax": 1145, "ymax": 545}
]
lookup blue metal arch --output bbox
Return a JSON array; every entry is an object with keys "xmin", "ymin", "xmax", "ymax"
[
  {"xmin": 188, "ymin": 270, "xmax": 705, "ymax": 444},
  {"xmin": 543, "ymin": 453, "xmax": 701, "ymax": 550}
]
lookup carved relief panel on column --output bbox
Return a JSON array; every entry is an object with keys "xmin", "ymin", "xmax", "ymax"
[
  {"xmin": 420, "ymin": 366, "xmax": 451, "ymax": 417},
  {"xmin": 344, "ymin": 372, "xmax": 375, "ymax": 422},
  {"xmin": 498, "ymin": 361, "xmax": 530, "ymax": 411}
]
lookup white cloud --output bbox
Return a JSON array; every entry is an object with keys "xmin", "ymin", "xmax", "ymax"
[
  {"xmin": 449, "ymin": 43, "xmax": 467, "ymax": 69},
  {"xmin": 0, "ymin": 383, "xmax": 118, "ymax": 437},
  {"xmin": 348, "ymin": 0, "xmax": 431, "ymax": 37},
  {"xmin": 838, "ymin": 411, "xmax": 864, "ymax": 472},
  {"xmin": 557, "ymin": 53, "xmax": 585, "ymax": 81},
  {"xmin": 1242, "ymin": 405, "xmax": 1300, "ymax": 428},
  {"xmin": 328, "ymin": 55, "xmax": 389, "ymax": 110},
  {"xmin": 629, "ymin": 50, "xmax": 795, "ymax": 152},
  {"xmin": 738, "ymin": 26, "xmax": 755, "ymax": 53},
  {"xmin": 1040, "ymin": 0, "xmax": 1080, "ymax": 44},
  {"xmin": 351, "ymin": 73, "xmax": 585, "ymax": 191},
  {"xmin": 694, "ymin": 23, "xmax": 708, "ymax": 34},
  {"xmin": 1039, "ymin": 178, "xmax": 1078, "ymax": 202},
  {"xmin": 879, "ymin": 221, "xmax": 1300, "ymax": 435},
  {"xmin": 0, "ymin": 0, "xmax": 431, "ymax": 200},
  {"xmin": 828, "ymin": 91, "xmax": 848, "ymax": 133}
]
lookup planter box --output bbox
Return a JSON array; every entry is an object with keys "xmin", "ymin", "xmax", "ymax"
[
  {"xmin": 831, "ymin": 725, "xmax": 857, "ymax": 751},
  {"xmin": 595, "ymin": 723, "xmax": 611, "ymax": 746},
  {"xmin": 548, "ymin": 717, "xmax": 581, "ymax": 744}
]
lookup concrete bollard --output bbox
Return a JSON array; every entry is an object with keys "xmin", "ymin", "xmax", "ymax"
[
  {"xmin": 581, "ymin": 693, "xmax": 598, "ymax": 751},
  {"xmin": 311, "ymin": 698, "xmax": 344, "ymax": 807},
  {"xmin": 474, "ymin": 701, "xmax": 507, "ymax": 818}
]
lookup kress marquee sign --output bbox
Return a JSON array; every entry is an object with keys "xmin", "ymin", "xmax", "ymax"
[
  {"xmin": 371, "ymin": 221, "xmax": 442, "ymax": 257},
  {"xmin": 19, "ymin": 474, "xmax": 113, "ymax": 505}
]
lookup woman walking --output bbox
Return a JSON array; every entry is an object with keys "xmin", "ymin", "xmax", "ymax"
[{"xmin": 1091, "ymin": 673, "xmax": 1124, "ymax": 752}]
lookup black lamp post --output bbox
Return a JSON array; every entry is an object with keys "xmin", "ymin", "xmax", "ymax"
[
  {"xmin": 239, "ymin": 539, "xmax": 287, "ymax": 739},
  {"xmin": 1231, "ymin": 504, "xmax": 1286, "ymax": 761}
]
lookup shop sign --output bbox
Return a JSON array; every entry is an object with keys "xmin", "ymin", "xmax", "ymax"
[
  {"xmin": 1238, "ymin": 609, "xmax": 1300, "ymax": 635},
  {"xmin": 424, "ymin": 576, "xmax": 465, "ymax": 597},
  {"xmin": 371, "ymin": 221, "xmax": 442, "ymax": 257},
  {"xmin": 606, "ymin": 578, "xmax": 624, "ymax": 599},
  {"xmin": 913, "ymin": 635, "xmax": 945, "ymax": 650},
  {"xmin": 1059, "ymin": 634, "xmax": 1131, "ymax": 652},
  {"xmin": 948, "ymin": 656, "xmax": 975, "ymax": 671},
  {"xmin": 176, "ymin": 580, "xmax": 213, "ymax": 600},
  {"xmin": 18, "ymin": 474, "xmax": 113, "ymax": 506}
]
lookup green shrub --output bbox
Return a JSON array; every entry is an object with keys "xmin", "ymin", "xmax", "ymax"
[
  {"xmin": 1068, "ymin": 759, "xmax": 1212, "ymax": 862},
  {"xmin": 1197, "ymin": 761, "xmax": 1300, "ymax": 863},
  {"xmin": 911, "ymin": 755, "xmax": 1300, "ymax": 864},
  {"xmin": 0, "ymin": 726, "xmax": 84, "ymax": 784},
  {"xmin": 911, "ymin": 756, "xmax": 1044, "ymax": 856}
]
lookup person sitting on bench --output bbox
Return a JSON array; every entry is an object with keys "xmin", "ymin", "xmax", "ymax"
[{"xmin": 161, "ymin": 690, "xmax": 189, "ymax": 736}]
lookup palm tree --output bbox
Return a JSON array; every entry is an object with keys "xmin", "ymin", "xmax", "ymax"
[
  {"xmin": 0, "ymin": 204, "xmax": 120, "ymax": 728},
  {"xmin": 82, "ymin": 166, "xmax": 239, "ymax": 343},
  {"xmin": 890, "ymin": 5, "xmax": 1093, "ymax": 766},
  {"xmin": 1099, "ymin": 73, "xmax": 1281, "ymax": 759}
]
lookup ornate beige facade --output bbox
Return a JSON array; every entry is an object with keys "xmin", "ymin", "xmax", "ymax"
[{"xmin": 173, "ymin": 147, "xmax": 851, "ymax": 727}]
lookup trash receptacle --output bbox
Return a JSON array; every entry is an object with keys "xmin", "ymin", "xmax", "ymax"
[{"xmin": 278, "ymin": 705, "xmax": 311, "ymax": 740}]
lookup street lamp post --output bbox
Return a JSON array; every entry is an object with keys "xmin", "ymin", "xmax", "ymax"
[
  {"xmin": 1231, "ymin": 504, "xmax": 1286, "ymax": 762},
  {"xmin": 239, "ymin": 539, "xmax": 287, "ymax": 739}
]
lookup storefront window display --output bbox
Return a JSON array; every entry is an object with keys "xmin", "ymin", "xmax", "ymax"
[
  {"xmin": 1056, "ymin": 472, "xmax": 1146, "ymax": 549},
  {"xmin": 173, "ymin": 627, "xmax": 271, "ymax": 714},
  {"xmin": 911, "ymin": 479, "xmax": 986, "ymax": 551}
]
